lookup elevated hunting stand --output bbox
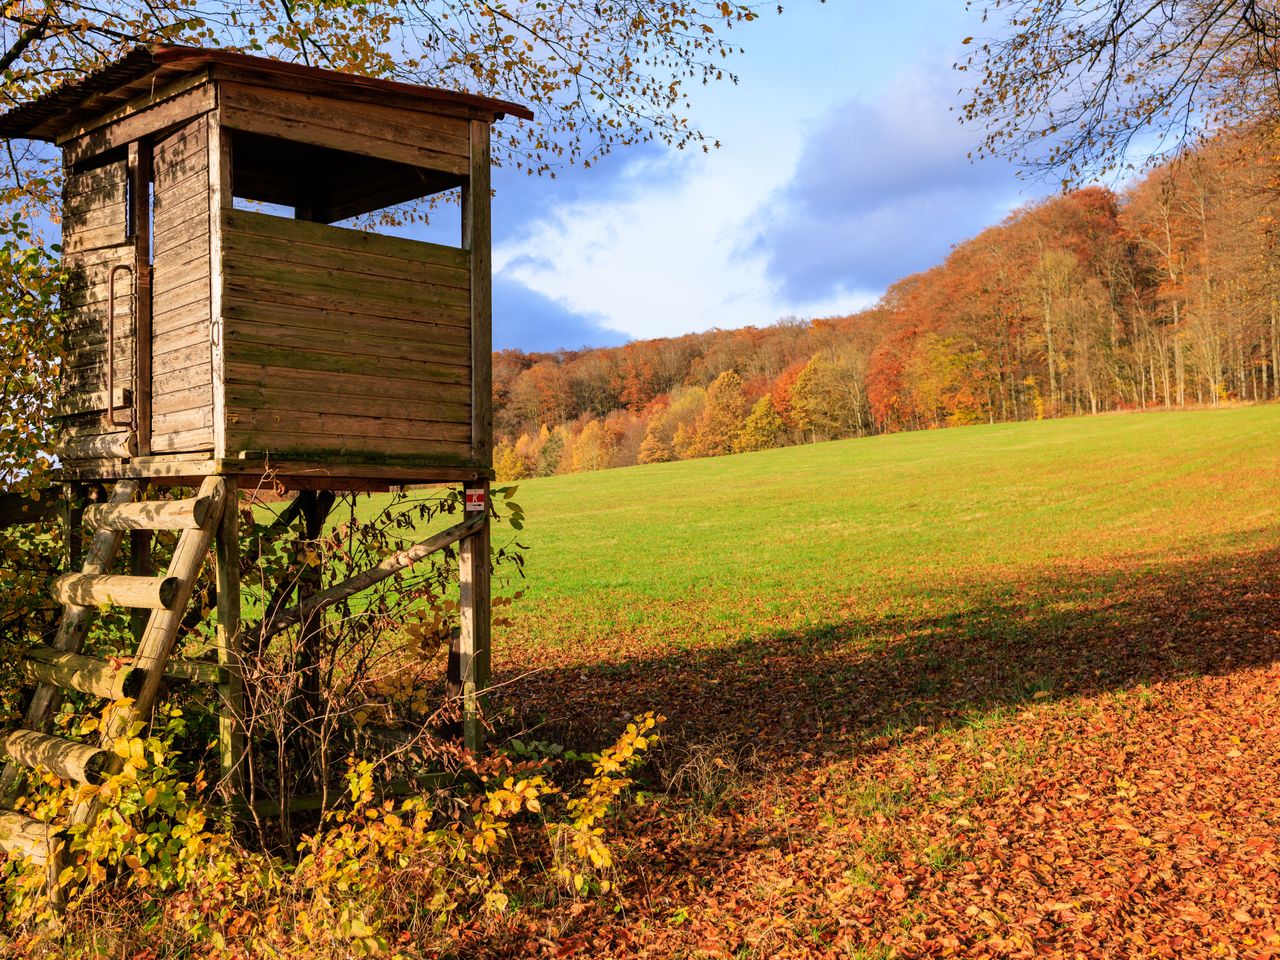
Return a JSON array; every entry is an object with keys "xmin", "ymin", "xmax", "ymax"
[{"xmin": 0, "ymin": 46, "xmax": 531, "ymax": 884}]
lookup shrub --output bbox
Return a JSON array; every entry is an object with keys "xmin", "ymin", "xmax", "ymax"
[{"xmin": 0, "ymin": 712, "xmax": 663, "ymax": 959}]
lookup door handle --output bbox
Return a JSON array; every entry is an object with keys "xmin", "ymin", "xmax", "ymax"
[{"xmin": 107, "ymin": 263, "xmax": 135, "ymax": 431}]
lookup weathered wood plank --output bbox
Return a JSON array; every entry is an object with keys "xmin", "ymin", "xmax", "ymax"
[
  {"xmin": 222, "ymin": 229, "xmax": 470, "ymax": 293},
  {"xmin": 228, "ymin": 408, "xmax": 471, "ymax": 444},
  {"xmin": 153, "ymin": 338, "xmax": 212, "ymax": 370},
  {"xmin": 154, "ymin": 158, "xmax": 211, "ymax": 199},
  {"xmin": 222, "ymin": 317, "xmax": 470, "ymax": 366},
  {"xmin": 221, "ymin": 298, "xmax": 469, "ymax": 348},
  {"xmin": 63, "ymin": 161, "xmax": 126, "ymax": 201},
  {"xmin": 152, "ymin": 233, "xmax": 210, "ymax": 273},
  {"xmin": 153, "ymin": 407, "xmax": 214, "ymax": 435},
  {"xmin": 153, "ymin": 383, "xmax": 215, "ymax": 418},
  {"xmin": 63, "ymin": 198, "xmax": 126, "ymax": 234},
  {"xmin": 62, "ymin": 220, "xmax": 129, "ymax": 254},
  {"xmin": 130, "ymin": 140, "xmax": 153, "ymax": 457},
  {"xmin": 151, "ymin": 270, "xmax": 211, "ymax": 308},
  {"xmin": 151, "ymin": 306, "xmax": 211, "ymax": 345},
  {"xmin": 207, "ymin": 63, "xmax": 503, "ymax": 123},
  {"xmin": 225, "ymin": 381, "xmax": 471, "ymax": 425},
  {"xmin": 151, "ymin": 191, "xmax": 210, "ymax": 236},
  {"xmin": 222, "ymin": 82, "xmax": 472, "ymax": 155},
  {"xmin": 63, "ymin": 83, "xmax": 217, "ymax": 166},
  {"xmin": 222, "ymin": 252, "xmax": 470, "ymax": 315},
  {"xmin": 224, "ymin": 364, "xmax": 469, "ymax": 408},
  {"xmin": 64, "ymin": 183, "xmax": 125, "ymax": 219},
  {"xmin": 153, "ymin": 210, "xmax": 214, "ymax": 251},
  {"xmin": 56, "ymin": 69, "xmax": 212, "ymax": 144},
  {"xmin": 218, "ymin": 83, "xmax": 469, "ymax": 175},
  {"xmin": 222, "ymin": 276, "xmax": 468, "ymax": 330},
  {"xmin": 221, "ymin": 103, "xmax": 466, "ymax": 175},
  {"xmin": 150, "ymin": 427, "xmax": 215, "ymax": 455},
  {"xmin": 152, "ymin": 114, "xmax": 213, "ymax": 461},
  {"xmin": 53, "ymin": 387, "xmax": 131, "ymax": 418},
  {"xmin": 226, "ymin": 427, "xmax": 473, "ymax": 461},
  {"xmin": 223, "ymin": 339, "xmax": 469, "ymax": 386},
  {"xmin": 224, "ymin": 209, "xmax": 470, "ymax": 278}
]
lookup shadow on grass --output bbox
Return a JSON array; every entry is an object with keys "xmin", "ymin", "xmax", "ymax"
[{"xmin": 494, "ymin": 542, "xmax": 1280, "ymax": 766}]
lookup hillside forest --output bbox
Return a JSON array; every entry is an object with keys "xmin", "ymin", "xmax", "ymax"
[{"xmin": 492, "ymin": 125, "xmax": 1280, "ymax": 479}]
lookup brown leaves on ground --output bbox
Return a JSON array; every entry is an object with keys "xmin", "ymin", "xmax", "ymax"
[{"xmin": 475, "ymin": 546, "xmax": 1280, "ymax": 958}]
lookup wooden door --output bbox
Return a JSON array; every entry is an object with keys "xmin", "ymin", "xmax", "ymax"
[{"xmin": 58, "ymin": 152, "xmax": 146, "ymax": 461}]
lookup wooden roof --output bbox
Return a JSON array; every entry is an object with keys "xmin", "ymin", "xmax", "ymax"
[{"xmin": 0, "ymin": 45, "xmax": 534, "ymax": 141}]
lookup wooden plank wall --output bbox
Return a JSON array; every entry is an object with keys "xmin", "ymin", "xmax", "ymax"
[
  {"xmin": 220, "ymin": 209, "xmax": 473, "ymax": 462},
  {"xmin": 59, "ymin": 159, "xmax": 135, "ymax": 456},
  {"xmin": 150, "ymin": 117, "xmax": 214, "ymax": 453},
  {"xmin": 217, "ymin": 81, "xmax": 471, "ymax": 177}
]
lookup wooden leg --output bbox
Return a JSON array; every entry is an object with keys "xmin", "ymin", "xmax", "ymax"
[
  {"xmin": 295, "ymin": 491, "xmax": 335, "ymax": 740},
  {"xmin": 60, "ymin": 483, "xmax": 83, "ymax": 573},
  {"xmin": 458, "ymin": 481, "xmax": 491, "ymax": 753},
  {"xmin": 214, "ymin": 480, "xmax": 246, "ymax": 811},
  {"xmin": 129, "ymin": 530, "xmax": 152, "ymax": 643}
]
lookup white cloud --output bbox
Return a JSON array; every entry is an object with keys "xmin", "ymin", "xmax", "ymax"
[
  {"xmin": 489, "ymin": 7, "xmax": 1024, "ymax": 344},
  {"xmin": 494, "ymin": 139, "xmax": 870, "ymax": 341}
]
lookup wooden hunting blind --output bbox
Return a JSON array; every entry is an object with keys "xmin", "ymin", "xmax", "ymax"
[
  {"xmin": 0, "ymin": 47, "xmax": 531, "ymax": 879},
  {"xmin": 0, "ymin": 44, "xmax": 531, "ymax": 486}
]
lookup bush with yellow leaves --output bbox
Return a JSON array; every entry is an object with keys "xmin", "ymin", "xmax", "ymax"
[{"xmin": 0, "ymin": 710, "xmax": 663, "ymax": 958}]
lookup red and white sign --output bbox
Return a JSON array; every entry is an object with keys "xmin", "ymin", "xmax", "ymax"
[{"xmin": 465, "ymin": 488, "xmax": 487, "ymax": 512}]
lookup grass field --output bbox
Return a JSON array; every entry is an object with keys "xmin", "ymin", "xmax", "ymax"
[
  {"xmin": 497, "ymin": 405, "xmax": 1280, "ymax": 649},
  {"xmin": 434, "ymin": 406, "xmax": 1280, "ymax": 957}
]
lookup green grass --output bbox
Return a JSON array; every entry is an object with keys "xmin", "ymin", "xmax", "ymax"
[{"xmin": 486, "ymin": 406, "xmax": 1280, "ymax": 657}]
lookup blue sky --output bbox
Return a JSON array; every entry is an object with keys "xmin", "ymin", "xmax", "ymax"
[{"xmin": 481, "ymin": 1, "xmax": 1055, "ymax": 352}]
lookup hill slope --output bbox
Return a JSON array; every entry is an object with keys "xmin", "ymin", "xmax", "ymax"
[
  {"xmin": 499, "ymin": 404, "xmax": 1280, "ymax": 651},
  {"xmin": 474, "ymin": 405, "xmax": 1280, "ymax": 958}
]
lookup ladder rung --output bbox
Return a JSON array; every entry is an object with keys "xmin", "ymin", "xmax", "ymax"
[
  {"xmin": 82, "ymin": 494, "xmax": 216, "ymax": 532},
  {"xmin": 20, "ymin": 646, "xmax": 145, "ymax": 701},
  {"xmin": 52, "ymin": 573, "xmax": 180, "ymax": 610},
  {"xmin": 2, "ymin": 730, "xmax": 110, "ymax": 786},
  {"xmin": 0, "ymin": 810, "xmax": 57, "ymax": 864}
]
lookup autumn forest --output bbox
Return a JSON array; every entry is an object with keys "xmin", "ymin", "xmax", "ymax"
[{"xmin": 493, "ymin": 125, "xmax": 1280, "ymax": 479}]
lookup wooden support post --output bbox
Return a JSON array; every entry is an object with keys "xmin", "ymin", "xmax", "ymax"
[
  {"xmin": 296, "ymin": 490, "xmax": 335, "ymax": 735},
  {"xmin": 457, "ymin": 480, "xmax": 491, "ymax": 752},
  {"xmin": 214, "ymin": 478, "xmax": 246, "ymax": 811},
  {"xmin": 207, "ymin": 111, "xmax": 230, "ymax": 461},
  {"xmin": 127, "ymin": 139, "xmax": 152, "ymax": 457},
  {"xmin": 128, "ymin": 139, "xmax": 152, "ymax": 640},
  {"xmin": 129, "ymin": 530, "xmax": 153, "ymax": 641},
  {"xmin": 60, "ymin": 483, "xmax": 83, "ymax": 573},
  {"xmin": 464, "ymin": 119, "xmax": 493, "ymax": 468}
]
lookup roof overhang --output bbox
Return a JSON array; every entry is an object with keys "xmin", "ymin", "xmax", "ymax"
[{"xmin": 0, "ymin": 45, "xmax": 534, "ymax": 142}]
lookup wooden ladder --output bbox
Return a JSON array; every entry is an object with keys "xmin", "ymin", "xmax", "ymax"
[{"xmin": 0, "ymin": 476, "xmax": 235, "ymax": 897}]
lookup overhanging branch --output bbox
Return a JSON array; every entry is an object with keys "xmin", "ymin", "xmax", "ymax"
[{"xmin": 247, "ymin": 513, "xmax": 485, "ymax": 643}]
